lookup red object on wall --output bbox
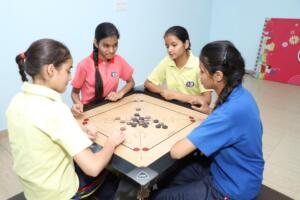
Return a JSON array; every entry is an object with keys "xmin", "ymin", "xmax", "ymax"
[{"xmin": 255, "ymin": 18, "xmax": 300, "ymax": 86}]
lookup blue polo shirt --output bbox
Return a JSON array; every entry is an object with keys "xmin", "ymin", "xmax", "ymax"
[{"xmin": 188, "ymin": 84, "xmax": 264, "ymax": 200}]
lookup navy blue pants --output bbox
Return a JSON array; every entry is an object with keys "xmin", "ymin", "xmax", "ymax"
[
  {"xmin": 150, "ymin": 156, "xmax": 224, "ymax": 200},
  {"xmin": 75, "ymin": 163, "xmax": 119, "ymax": 200}
]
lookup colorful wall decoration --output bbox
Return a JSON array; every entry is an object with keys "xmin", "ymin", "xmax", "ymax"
[{"xmin": 255, "ymin": 18, "xmax": 300, "ymax": 86}]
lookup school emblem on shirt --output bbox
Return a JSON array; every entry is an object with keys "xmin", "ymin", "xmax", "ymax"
[
  {"xmin": 111, "ymin": 72, "xmax": 118, "ymax": 78},
  {"xmin": 186, "ymin": 81, "xmax": 195, "ymax": 88}
]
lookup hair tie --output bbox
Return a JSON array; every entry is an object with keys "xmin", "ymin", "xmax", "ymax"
[{"xmin": 21, "ymin": 52, "xmax": 26, "ymax": 60}]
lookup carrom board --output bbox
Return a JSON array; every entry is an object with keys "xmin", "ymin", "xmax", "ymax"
[{"xmin": 77, "ymin": 92, "xmax": 207, "ymax": 186}]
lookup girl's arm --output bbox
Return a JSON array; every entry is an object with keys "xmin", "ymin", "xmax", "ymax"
[
  {"xmin": 191, "ymin": 91, "xmax": 212, "ymax": 106},
  {"xmin": 106, "ymin": 77, "xmax": 135, "ymax": 101},
  {"xmin": 145, "ymin": 80, "xmax": 212, "ymax": 108},
  {"xmin": 162, "ymin": 91, "xmax": 212, "ymax": 105},
  {"xmin": 189, "ymin": 91, "xmax": 212, "ymax": 114},
  {"xmin": 170, "ymin": 138, "xmax": 197, "ymax": 160},
  {"xmin": 71, "ymin": 88, "xmax": 82, "ymax": 104},
  {"xmin": 71, "ymin": 88, "xmax": 83, "ymax": 116},
  {"xmin": 119, "ymin": 77, "xmax": 135, "ymax": 97},
  {"xmin": 74, "ymin": 130, "xmax": 125, "ymax": 177},
  {"xmin": 144, "ymin": 79, "xmax": 163, "ymax": 94}
]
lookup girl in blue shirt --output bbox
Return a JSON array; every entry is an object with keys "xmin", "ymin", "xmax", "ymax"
[{"xmin": 151, "ymin": 41, "xmax": 264, "ymax": 200}]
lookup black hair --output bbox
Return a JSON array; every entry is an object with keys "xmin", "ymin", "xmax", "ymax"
[
  {"xmin": 200, "ymin": 40, "xmax": 245, "ymax": 110},
  {"xmin": 93, "ymin": 22, "xmax": 120, "ymax": 103},
  {"xmin": 164, "ymin": 26, "xmax": 191, "ymax": 50},
  {"xmin": 15, "ymin": 39, "xmax": 71, "ymax": 82}
]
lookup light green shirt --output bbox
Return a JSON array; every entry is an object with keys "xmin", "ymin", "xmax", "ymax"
[
  {"xmin": 148, "ymin": 52, "xmax": 209, "ymax": 95},
  {"xmin": 6, "ymin": 82, "xmax": 92, "ymax": 200}
]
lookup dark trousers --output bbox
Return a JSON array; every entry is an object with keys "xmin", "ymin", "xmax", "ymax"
[
  {"xmin": 150, "ymin": 156, "xmax": 224, "ymax": 200},
  {"xmin": 75, "ymin": 163, "xmax": 119, "ymax": 200}
]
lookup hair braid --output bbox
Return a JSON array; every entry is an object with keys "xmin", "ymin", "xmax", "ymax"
[
  {"xmin": 93, "ymin": 45, "xmax": 103, "ymax": 103},
  {"xmin": 214, "ymin": 82, "xmax": 238, "ymax": 110},
  {"xmin": 15, "ymin": 53, "xmax": 28, "ymax": 82},
  {"xmin": 214, "ymin": 61, "xmax": 243, "ymax": 110}
]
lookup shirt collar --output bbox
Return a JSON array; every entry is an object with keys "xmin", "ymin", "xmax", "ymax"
[
  {"xmin": 89, "ymin": 52, "xmax": 115, "ymax": 64},
  {"xmin": 22, "ymin": 82, "xmax": 62, "ymax": 102},
  {"xmin": 170, "ymin": 51, "xmax": 194, "ymax": 69}
]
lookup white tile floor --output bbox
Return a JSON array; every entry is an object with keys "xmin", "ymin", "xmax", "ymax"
[
  {"xmin": 0, "ymin": 133, "xmax": 23, "ymax": 199},
  {"xmin": 0, "ymin": 75, "xmax": 300, "ymax": 199},
  {"xmin": 244, "ymin": 75, "xmax": 300, "ymax": 200}
]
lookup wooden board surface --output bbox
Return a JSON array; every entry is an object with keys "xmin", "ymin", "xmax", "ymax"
[{"xmin": 77, "ymin": 93, "xmax": 207, "ymax": 167}]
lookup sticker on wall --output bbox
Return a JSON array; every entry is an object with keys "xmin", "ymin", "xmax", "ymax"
[
  {"xmin": 289, "ymin": 35, "xmax": 299, "ymax": 45},
  {"xmin": 282, "ymin": 42, "xmax": 288, "ymax": 48},
  {"xmin": 266, "ymin": 42, "xmax": 275, "ymax": 51}
]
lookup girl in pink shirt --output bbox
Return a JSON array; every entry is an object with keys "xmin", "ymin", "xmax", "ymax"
[{"xmin": 71, "ymin": 22, "xmax": 135, "ymax": 115}]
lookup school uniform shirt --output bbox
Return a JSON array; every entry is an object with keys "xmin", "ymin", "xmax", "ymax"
[
  {"xmin": 147, "ymin": 52, "xmax": 210, "ymax": 95},
  {"xmin": 188, "ymin": 84, "xmax": 264, "ymax": 200},
  {"xmin": 72, "ymin": 53, "xmax": 134, "ymax": 104},
  {"xmin": 6, "ymin": 82, "xmax": 92, "ymax": 200}
]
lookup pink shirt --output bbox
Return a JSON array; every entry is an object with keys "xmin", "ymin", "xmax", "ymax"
[{"xmin": 72, "ymin": 53, "xmax": 134, "ymax": 104}]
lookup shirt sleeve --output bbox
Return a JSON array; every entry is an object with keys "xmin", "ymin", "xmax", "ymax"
[
  {"xmin": 187, "ymin": 107, "xmax": 237, "ymax": 156},
  {"xmin": 147, "ymin": 57, "xmax": 168, "ymax": 86},
  {"xmin": 33, "ymin": 102, "xmax": 92, "ymax": 157},
  {"xmin": 118, "ymin": 56, "xmax": 134, "ymax": 81},
  {"xmin": 71, "ymin": 61, "xmax": 87, "ymax": 89}
]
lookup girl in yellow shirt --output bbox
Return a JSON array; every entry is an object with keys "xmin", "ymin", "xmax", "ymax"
[
  {"xmin": 7, "ymin": 39, "xmax": 125, "ymax": 200},
  {"xmin": 144, "ymin": 26, "xmax": 211, "ymax": 113}
]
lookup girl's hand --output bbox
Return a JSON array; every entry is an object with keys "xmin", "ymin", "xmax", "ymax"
[
  {"xmin": 191, "ymin": 103, "xmax": 212, "ymax": 115},
  {"xmin": 160, "ymin": 90, "xmax": 177, "ymax": 100},
  {"xmin": 105, "ymin": 91, "xmax": 124, "ymax": 102},
  {"xmin": 71, "ymin": 103, "xmax": 83, "ymax": 117},
  {"xmin": 189, "ymin": 96, "xmax": 205, "ymax": 106},
  {"xmin": 83, "ymin": 124, "xmax": 98, "ymax": 141},
  {"xmin": 106, "ymin": 130, "xmax": 126, "ymax": 148},
  {"xmin": 189, "ymin": 96, "xmax": 212, "ymax": 114}
]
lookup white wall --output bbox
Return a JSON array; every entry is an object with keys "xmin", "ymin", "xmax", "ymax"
[
  {"xmin": 0, "ymin": 0, "xmax": 212, "ymax": 130},
  {"xmin": 210, "ymin": 0, "xmax": 300, "ymax": 70}
]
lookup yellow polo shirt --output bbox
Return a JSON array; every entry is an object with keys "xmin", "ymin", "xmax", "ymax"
[
  {"xmin": 148, "ymin": 52, "xmax": 209, "ymax": 95},
  {"xmin": 6, "ymin": 82, "xmax": 92, "ymax": 200}
]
